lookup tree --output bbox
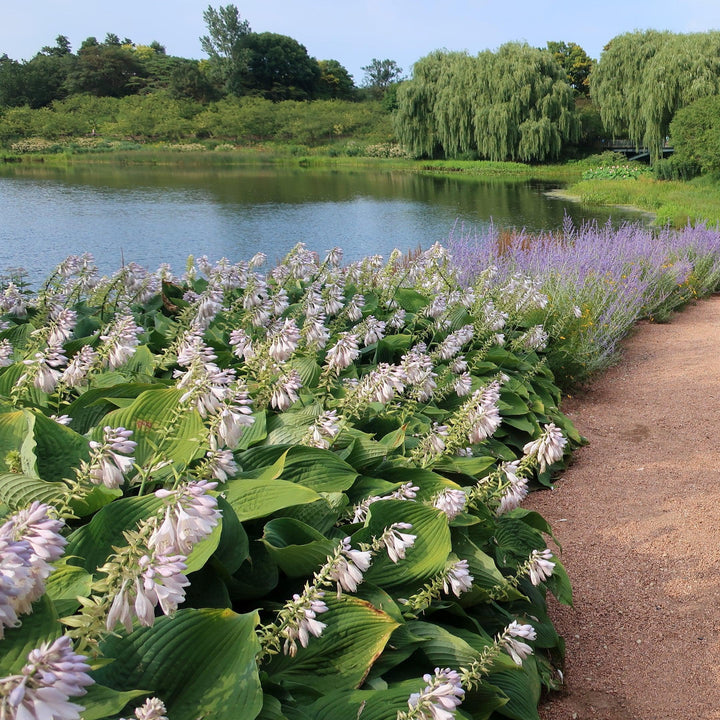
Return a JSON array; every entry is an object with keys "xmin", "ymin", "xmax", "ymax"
[
  {"xmin": 235, "ymin": 32, "xmax": 320, "ymax": 100},
  {"xmin": 317, "ymin": 59, "xmax": 355, "ymax": 100},
  {"xmin": 199, "ymin": 3, "xmax": 251, "ymax": 92},
  {"xmin": 669, "ymin": 95, "xmax": 720, "ymax": 174},
  {"xmin": 41, "ymin": 35, "xmax": 72, "ymax": 57},
  {"xmin": 591, "ymin": 31, "xmax": 720, "ymax": 162},
  {"xmin": 66, "ymin": 39, "xmax": 145, "ymax": 97},
  {"xmin": 395, "ymin": 44, "xmax": 578, "ymax": 161},
  {"xmin": 361, "ymin": 59, "xmax": 403, "ymax": 98},
  {"xmin": 546, "ymin": 41, "xmax": 594, "ymax": 95}
]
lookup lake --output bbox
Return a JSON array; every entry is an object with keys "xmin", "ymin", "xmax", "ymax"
[{"xmin": 0, "ymin": 163, "xmax": 648, "ymax": 285}]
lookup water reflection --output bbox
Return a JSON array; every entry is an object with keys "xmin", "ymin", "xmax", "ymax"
[{"xmin": 0, "ymin": 164, "xmax": 647, "ymax": 285}]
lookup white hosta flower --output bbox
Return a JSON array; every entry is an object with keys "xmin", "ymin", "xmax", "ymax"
[
  {"xmin": 382, "ymin": 523, "xmax": 416, "ymax": 563},
  {"xmin": 0, "ymin": 339, "xmax": 13, "ymax": 367},
  {"xmin": 453, "ymin": 372, "xmax": 472, "ymax": 397},
  {"xmin": 496, "ymin": 460, "xmax": 528, "ymax": 514},
  {"xmin": 427, "ymin": 423, "xmax": 449, "ymax": 454},
  {"xmin": 436, "ymin": 325, "xmax": 474, "ymax": 360},
  {"xmin": 61, "ymin": 345, "xmax": 98, "ymax": 388},
  {"xmin": 268, "ymin": 319, "xmax": 301, "ymax": 363},
  {"xmin": 433, "ymin": 488, "xmax": 467, "ymax": 521},
  {"xmin": 406, "ymin": 667, "xmax": 465, "ymax": 720},
  {"xmin": 573, "ymin": 305, "xmax": 583, "ymax": 318},
  {"xmin": 501, "ymin": 621, "xmax": 537, "ymax": 665},
  {"xmin": 401, "ymin": 345, "xmax": 437, "ymax": 401},
  {"xmin": 47, "ymin": 307, "xmax": 77, "ymax": 346},
  {"xmin": 523, "ymin": 423, "xmax": 567, "ymax": 472},
  {"xmin": 522, "ymin": 325, "xmax": 549, "ymax": 351},
  {"xmin": 323, "ymin": 282, "xmax": 345, "ymax": 317},
  {"xmin": 346, "ymin": 294, "xmax": 365, "ymax": 322},
  {"xmin": 450, "ymin": 355, "xmax": 467, "ymax": 374},
  {"xmin": 121, "ymin": 697, "xmax": 168, "ymax": 720},
  {"xmin": 362, "ymin": 316, "xmax": 386, "ymax": 346},
  {"xmin": 387, "ymin": 308, "xmax": 406, "ymax": 331},
  {"xmin": 88, "ymin": 426, "xmax": 137, "ymax": 489},
  {"xmin": 390, "ymin": 482, "xmax": 419, "ymax": 500},
  {"xmin": 527, "ymin": 548, "xmax": 555, "ymax": 586},
  {"xmin": 280, "ymin": 590, "xmax": 328, "ymax": 657},
  {"xmin": 467, "ymin": 383, "xmax": 502, "ymax": 444},
  {"xmin": 0, "ymin": 635, "xmax": 93, "ymax": 720},
  {"xmin": 443, "ymin": 559, "xmax": 473, "ymax": 597},
  {"xmin": 151, "ymin": 480, "xmax": 221, "ymax": 556},
  {"xmin": 303, "ymin": 313, "xmax": 330, "ymax": 349},
  {"xmin": 229, "ymin": 328, "xmax": 255, "ymax": 360},
  {"xmin": 50, "ymin": 414, "xmax": 72, "ymax": 426},
  {"xmin": 270, "ymin": 369, "xmax": 302, "ymax": 411},
  {"xmin": 328, "ymin": 537, "xmax": 372, "ymax": 596},
  {"xmin": 101, "ymin": 314, "xmax": 142, "ymax": 370},
  {"xmin": 368, "ymin": 363, "xmax": 405, "ymax": 404},
  {"xmin": 325, "ymin": 332, "xmax": 359, "ymax": 373},
  {"xmin": 22, "ymin": 345, "xmax": 67, "ymax": 394},
  {"xmin": 307, "ymin": 410, "xmax": 341, "ymax": 449},
  {"xmin": 214, "ymin": 390, "xmax": 255, "ymax": 449}
]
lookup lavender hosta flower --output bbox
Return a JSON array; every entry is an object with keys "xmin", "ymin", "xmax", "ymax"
[
  {"xmin": 214, "ymin": 390, "xmax": 255, "ymax": 449},
  {"xmin": 0, "ymin": 635, "xmax": 94, "ymax": 720},
  {"xmin": 427, "ymin": 423, "xmax": 449, "ymax": 455},
  {"xmin": 453, "ymin": 372, "xmax": 472, "ymax": 397},
  {"xmin": 443, "ymin": 559, "xmax": 473, "ymax": 598},
  {"xmin": 50, "ymin": 414, "xmax": 72, "ymax": 426},
  {"xmin": 500, "ymin": 621, "xmax": 537, "ymax": 666},
  {"xmin": 22, "ymin": 345, "xmax": 67, "ymax": 394},
  {"xmin": 0, "ymin": 339, "xmax": 13, "ymax": 367},
  {"xmin": 268, "ymin": 318, "xmax": 301, "ymax": 363},
  {"xmin": 346, "ymin": 294, "xmax": 365, "ymax": 322},
  {"xmin": 327, "ymin": 537, "xmax": 372, "ymax": 596},
  {"xmin": 151, "ymin": 480, "xmax": 221, "ymax": 556},
  {"xmin": 523, "ymin": 422, "xmax": 567, "ymax": 472},
  {"xmin": 0, "ymin": 282, "xmax": 27, "ymax": 317},
  {"xmin": 60, "ymin": 345, "xmax": 98, "ymax": 388},
  {"xmin": 205, "ymin": 448, "xmax": 237, "ymax": 481},
  {"xmin": 120, "ymin": 697, "xmax": 169, "ymax": 720},
  {"xmin": 229, "ymin": 328, "xmax": 255, "ymax": 360},
  {"xmin": 101, "ymin": 314, "xmax": 142, "ymax": 370},
  {"xmin": 390, "ymin": 482, "xmax": 419, "ymax": 501},
  {"xmin": 306, "ymin": 410, "xmax": 341, "ymax": 449},
  {"xmin": 450, "ymin": 356, "xmax": 467, "ymax": 374},
  {"xmin": 191, "ymin": 288, "xmax": 224, "ymax": 330},
  {"xmin": 362, "ymin": 316, "xmax": 386, "ymax": 346},
  {"xmin": 106, "ymin": 552, "xmax": 190, "ymax": 632},
  {"xmin": 280, "ymin": 591, "xmax": 329, "ymax": 657},
  {"xmin": 368, "ymin": 363, "xmax": 406, "ymax": 404},
  {"xmin": 433, "ymin": 488, "xmax": 467, "ymax": 521},
  {"xmin": 401, "ymin": 345, "xmax": 437, "ymax": 402},
  {"xmin": 270, "ymin": 369, "xmax": 302, "ymax": 411},
  {"xmin": 436, "ymin": 325, "xmax": 474, "ymax": 361},
  {"xmin": 406, "ymin": 667, "xmax": 465, "ymax": 720},
  {"xmin": 382, "ymin": 523, "xmax": 416, "ymax": 563},
  {"xmin": 0, "ymin": 537, "xmax": 34, "ymax": 637},
  {"xmin": 527, "ymin": 548, "xmax": 555, "ymax": 586},
  {"xmin": 270, "ymin": 287, "xmax": 289, "ymax": 317},
  {"xmin": 496, "ymin": 460, "xmax": 528, "ymax": 515},
  {"xmin": 323, "ymin": 282, "xmax": 345, "ymax": 317},
  {"xmin": 46, "ymin": 307, "xmax": 77, "ymax": 346},
  {"xmin": 325, "ymin": 332, "xmax": 360, "ymax": 373},
  {"xmin": 303, "ymin": 313, "xmax": 330, "ymax": 349},
  {"xmin": 387, "ymin": 307, "xmax": 406, "ymax": 331},
  {"xmin": 88, "ymin": 426, "xmax": 137, "ymax": 489}
]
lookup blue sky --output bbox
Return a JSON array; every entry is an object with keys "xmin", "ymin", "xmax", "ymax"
[{"xmin": 4, "ymin": 0, "xmax": 720, "ymax": 83}]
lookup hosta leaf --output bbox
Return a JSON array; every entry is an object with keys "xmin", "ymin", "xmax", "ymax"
[
  {"xmin": 237, "ymin": 410, "xmax": 267, "ymax": 450},
  {"xmin": 0, "ymin": 410, "xmax": 27, "ymax": 472},
  {"xmin": 358, "ymin": 500, "xmax": 452, "ymax": 589},
  {"xmin": 80, "ymin": 685, "xmax": 150, "ymax": 720},
  {"xmin": 27, "ymin": 410, "xmax": 91, "ymax": 483},
  {"xmin": 95, "ymin": 608, "xmax": 262, "ymax": 720},
  {"xmin": 394, "ymin": 288, "xmax": 430, "ymax": 312},
  {"xmin": 0, "ymin": 472, "xmax": 67, "ymax": 511},
  {"xmin": 212, "ymin": 496, "xmax": 249, "ymax": 574},
  {"xmin": 276, "ymin": 493, "xmax": 348, "ymax": 534},
  {"xmin": 265, "ymin": 595, "xmax": 398, "ymax": 692},
  {"xmin": 238, "ymin": 445, "xmax": 358, "ymax": 493},
  {"xmin": 488, "ymin": 660, "xmax": 542, "ymax": 720},
  {"xmin": 224, "ymin": 477, "xmax": 320, "ymax": 522},
  {"xmin": 262, "ymin": 518, "xmax": 335, "ymax": 577},
  {"xmin": 452, "ymin": 534, "xmax": 519, "ymax": 602},
  {"xmin": 101, "ymin": 388, "xmax": 206, "ymax": 469},
  {"xmin": 45, "ymin": 561, "xmax": 93, "ymax": 603},
  {"xmin": 0, "ymin": 596, "xmax": 60, "ymax": 675},
  {"xmin": 493, "ymin": 516, "xmax": 546, "ymax": 568},
  {"xmin": 308, "ymin": 680, "xmax": 424, "ymax": 720},
  {"xmin": 406, "ymin": 620, "xmax": 491, "ymax": 667}
]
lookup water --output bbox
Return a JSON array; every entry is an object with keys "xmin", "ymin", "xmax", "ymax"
[{"xmin": 0, "ymin": 163, "xmax": 648, "ymax": 285}]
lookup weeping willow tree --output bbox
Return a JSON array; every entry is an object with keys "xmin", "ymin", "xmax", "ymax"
[
  {"xmin": 395, "ymin": 43, "xmax": 579, "ymax": 161},
  {"xmin": 591, "ymin": 31, "xmax": 720, "ymax": 162}
]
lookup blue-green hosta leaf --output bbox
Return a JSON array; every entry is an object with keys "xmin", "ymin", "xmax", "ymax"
[
  {"xmin": 358, "ymin": 499, "xmax": 452, "ymax": 589},
  {"xmin": 101, "ymin": 388, "xmax": 206, "ymax": 470},
  {"xmin": 0, "ymin": 596, "xmax": 61, "ymax": 675},
  {"xmin": 0, "ymin": 472, "xmax": 67, "ymax": 511},
  {"xmin": 238, "ymin": 445, "xmax": 358, "ymax": 493},
  {"xmin": 262, "ymin": 518, "xmax": 335, "ymax": 577},
  {"xmin": 265, "ymin": 595, "xmax": 398, "ymax": 693},
  {"xmin": 95, "ymin": 608, "xmax": 262, "ymax": 720},
  {"xmin": 27, "ymin": 410, "xmax": 91, "ymax": 482},
  {"xmin": 487, "ymin": 659, "xmax": 542, "ymax": 720},
  {"xmin": 237, "ymin": 410, "xmax": 267, "ymax": 450}
]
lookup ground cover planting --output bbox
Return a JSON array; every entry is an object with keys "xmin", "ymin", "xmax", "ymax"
[{"xmin": 1, "ymin": 221, "xmax": 720, "ymax": 719}]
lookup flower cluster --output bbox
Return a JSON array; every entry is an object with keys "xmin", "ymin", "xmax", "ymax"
[{"xmin": 86, "ymin": 426, "xmax": 137, "ymax": 489}]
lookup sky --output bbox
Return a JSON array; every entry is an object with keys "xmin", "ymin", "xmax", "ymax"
[{"xmin": 4, "ymin": 0, "xmax": 720, "ymax": 83}]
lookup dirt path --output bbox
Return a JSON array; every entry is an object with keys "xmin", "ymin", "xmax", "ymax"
[{"xmin": 530, "ymin": 295, "xmax": 720, "ymax": 720}]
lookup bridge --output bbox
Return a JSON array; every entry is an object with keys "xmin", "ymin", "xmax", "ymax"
[{"xmin": 604, "ymin": 139, "xmax": 674, "ymax": 162}]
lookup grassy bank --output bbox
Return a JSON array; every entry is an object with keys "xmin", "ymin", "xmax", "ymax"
[{"xmin": 565, "ymin": 173, "xmax": 720, "ymax": 227}]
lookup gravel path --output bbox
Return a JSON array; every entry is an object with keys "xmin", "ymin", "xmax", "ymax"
[{"xmin": 530, "ymin": 295, "xmax": 720, "ymax": 720}]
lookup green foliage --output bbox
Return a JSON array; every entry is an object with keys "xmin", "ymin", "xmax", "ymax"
[
  {"xmin": 591, "ymin": 31, "xmax": 720, "ymax": 162},
  {"xmin": 395, "ymin": 44, "xmax": 579, "ymax": 161},
  {"xmin": 317, "ymin": 59, "xmax": 356, "ymax": 100},
  {"xmin": 669, "ymin": 94, "xmax": 720, "ymax": 175},
  {"xmin": 546, "ymin": 41, "xmax": 595, "ymax": 95},
  {"xmin": 361, "ymin": 59, "xmax": 404, "ymax": 99},
  {"xmin": 581, "ymin": 163, "xmax": 648, "ymax": 180}
]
